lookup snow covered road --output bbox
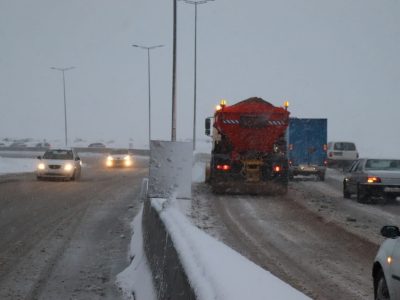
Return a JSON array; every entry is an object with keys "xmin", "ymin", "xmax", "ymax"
[
  {"xmin": 186, "ymin": 175, "xmax": 383, "ymax": 299},
  {"xmin": 0, "ymin": 154, "xmax": 148, "ymax": 299}
]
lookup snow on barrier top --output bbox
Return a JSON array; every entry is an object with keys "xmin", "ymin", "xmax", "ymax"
[{"xmin": 151, "ymin": 198, "xmax": 311, "ymax": 300}]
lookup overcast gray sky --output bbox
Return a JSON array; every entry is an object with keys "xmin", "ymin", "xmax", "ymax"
[{"xmin": 0, "ymin": 0, "xmax": 399, "ymax": 156}]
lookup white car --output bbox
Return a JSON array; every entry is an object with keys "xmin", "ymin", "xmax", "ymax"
[
  {"xmin": 373, "ymin": 226, "xmax": 400, "ymax": 300},
  {"xmin": 105, "ymin": 149, "xmax": 134, "ymax": 168},
  {"xmin": 36, "ymin": 148, "xmax": 82, "ymax": 180},
  {"xmin": 327, "ymin": 141, "xmax": 359, "ymax": 168}
]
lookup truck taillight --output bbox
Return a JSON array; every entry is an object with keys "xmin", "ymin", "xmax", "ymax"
[
  {"xmin": 289, "ymin": 160, "xmax": 292, "ymax": 166},
  {"xmin": 289, "ymin": 144, "xmax": 293, "ymax": 151},
  {"xmin": 324, "ymin": 160, "xmax": 328, "ymax": 166},
  {"xmin": 273, "ymin": 165, "xmax": 281, "ymax": 172},
  {"xmin": 323, "ymin": 144, "xmax": 327, "ymax": 151},
  {"xmin": 328, "ymin": 152, "xmax": 332, "ymax": 157},
  {"xmin": 216, "ymin": 164, "xmax": 231, "ymax": 171},
  {"xmin": 367, "ymin": 176, "xmax": 381, "ymax": 183}
]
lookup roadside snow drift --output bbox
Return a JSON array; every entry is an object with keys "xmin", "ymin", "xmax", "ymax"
[
  {"xmin": 147, "ymin": 197, "xmax": 310, "ymax": 300},
  {"xmin": 0, "ymin": 156, "xmax": 36, "ymax": 174},
  {"xmin": 116, "ymin": 208, "xmax": 156, "ymax": 300}
]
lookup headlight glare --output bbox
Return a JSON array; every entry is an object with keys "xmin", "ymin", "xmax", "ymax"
[
  {"xmin": 64, "ymin": 163, "xmax": 73, "ymax": 171},
  {"xmin": 37, "ymin": 163, "xmax": 45, "ymax": 170}
]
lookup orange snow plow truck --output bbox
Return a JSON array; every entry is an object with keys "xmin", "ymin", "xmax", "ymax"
[{"xmin": 205, "ymin": 97, "xmax": 290, "ymax": 194}]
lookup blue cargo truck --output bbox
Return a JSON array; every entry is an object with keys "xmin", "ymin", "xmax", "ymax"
[{"xmin": 288, "ymin": 118, "xmax": 327, "ymax": 181}]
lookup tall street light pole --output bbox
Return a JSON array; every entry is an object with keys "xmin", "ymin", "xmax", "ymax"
[
  {"xmin": 180, "ymin": 0, "xmax": 214, "ymax": 150},
  {"xmin": 172, "ymin": 0, "xmax": 177, "ymax": 141},
  {"xmin": 50, "ymin": 66, "xmax": 75, "ymax": 147},
  {"xmin": 132, "ymin": 44, "xmax": 164, "ymax": 148}
]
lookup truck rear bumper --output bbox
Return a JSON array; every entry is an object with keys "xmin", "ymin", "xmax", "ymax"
[
  {"xmin": 210, "ymin": 176, "xmax": 288, "ymax": 195},
  {"xmin": 290, "ymin": 165, "xmax": 325, "ymax": 176}
]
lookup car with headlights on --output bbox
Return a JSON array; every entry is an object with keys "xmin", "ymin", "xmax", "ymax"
[
  {"xmin": 343, "ymin": 158, "xmax": 400, "ymax": 203},
  {"xmin": 105, "ymin": 149, "xmax": 133, "ymax": 168},
  {"xmin": 373, "ymin": 225, "xmax": 400, "ymax": 300},
  {"xmin": 36, "ymin": 148, "xmax": 82, "ymax": 180}
]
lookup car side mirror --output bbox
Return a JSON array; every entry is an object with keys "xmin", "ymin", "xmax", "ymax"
[
  {"xmin": 381, "ymin": 226, "xmax": 400, "ymax": 239},
  {"xmin": 37, "ymin": 156, "xmax": 41, "ymax": 159},
  {"xmin": 75, "ymin": 157, "xmax": 80, "ymax": 161}
]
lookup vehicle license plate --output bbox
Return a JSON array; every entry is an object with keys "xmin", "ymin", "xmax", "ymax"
[
  {"xmin": 303, "ymin": 166, "xmax": 316, "ymax": 171},
  {"xmin": 333, "ymin": 152, "xmax": 343, "ymax": 156}
]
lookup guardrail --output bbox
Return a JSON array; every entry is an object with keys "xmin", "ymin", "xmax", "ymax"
[{"xmin": 142, "ymin": 198, "xmax": 196, "ymax": 300}]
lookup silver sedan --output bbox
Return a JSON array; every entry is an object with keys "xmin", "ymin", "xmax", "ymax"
[{"xmin": 343, "ymin": 158, "xmax": 400, "ymax": 203}]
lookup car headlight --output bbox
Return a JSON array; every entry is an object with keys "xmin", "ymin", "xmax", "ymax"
[
  {"xmin": 124, "ymin": 155, "xmax": 131, "ymax": 161},
  {"xmin": 107, "ymin": 156, "xmax": 113, "ymax": 161},
  {"xmin": 37, "ymin": 163, "xmax": 45, "ymax": 170},
  {"xmin": 64, "ymin": 163, "xmax": 73, "ymax": 171}
]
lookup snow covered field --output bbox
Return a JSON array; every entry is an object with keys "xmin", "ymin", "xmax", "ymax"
[{"xmin": 0, "ymin": 156, "xmax": 37, "ymax": 175}]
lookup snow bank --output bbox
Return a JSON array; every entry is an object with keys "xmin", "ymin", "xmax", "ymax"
[
  {"xmin": 116, "ymin": 207, "xmax": 156, "ymax": 300},
  {"xmin": 151, "ymin": 198, "xmax": 310, "ymax": 300},
  {"xmin": 0, "ymin": 156, "xmax": 37, "ymax": 174},
  {"xmin": 192, "ymin": 160, "xmax": 206, "ymax": 183}
]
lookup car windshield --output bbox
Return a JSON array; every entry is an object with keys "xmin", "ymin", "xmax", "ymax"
[
  {"xmin": 110, "ymin": 149, "xmax": 129, "ymax": 155},
  {"xmin": 43, "ymin": 150, "xmax": 73, "ymax": 160},
  {"xmin": 365, "ymin": 159, "xmax": 400, "ymax": 171},
  {"xmin": 334, "ymin": 142, "xmax": 356, "ymax": 151}
]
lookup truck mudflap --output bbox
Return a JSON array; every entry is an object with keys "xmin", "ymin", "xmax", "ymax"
[{"xmin": 210, "ymin": 179, "xmax": 288, "ymax": 195}]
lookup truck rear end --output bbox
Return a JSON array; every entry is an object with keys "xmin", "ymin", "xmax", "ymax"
[
  {"xmin": 288, "ymin": 118, "xmax": 327, "ymax": 181},
  {"xmin": 205, "ymin": 97, "xmax": 290, "ymax": 194}
]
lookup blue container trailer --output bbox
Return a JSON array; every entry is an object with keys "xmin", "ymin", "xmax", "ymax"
[{"xmin": 288, "ymin": 118, "xmax": 327, "ymax": 181}]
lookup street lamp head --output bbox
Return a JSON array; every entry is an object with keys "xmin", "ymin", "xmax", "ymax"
[
  {"xmin": 50, "ymin": 66, "xmax": 75, "ymax": 72},
  {"xmin": 149, "ymin": 45, "xmax": 164, "ymax": 50},
  {"xmin": 179, "ymin": 0, "xmax": 214, "ymax": 4},
  {"xmin": 132, "ymin": 44, "xmax": 165, "ymax": 50}
]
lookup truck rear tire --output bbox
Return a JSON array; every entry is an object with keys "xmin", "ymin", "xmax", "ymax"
[{"xmin": 318, "ymin": 173, "xmax": 325, "ymax": 181}]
